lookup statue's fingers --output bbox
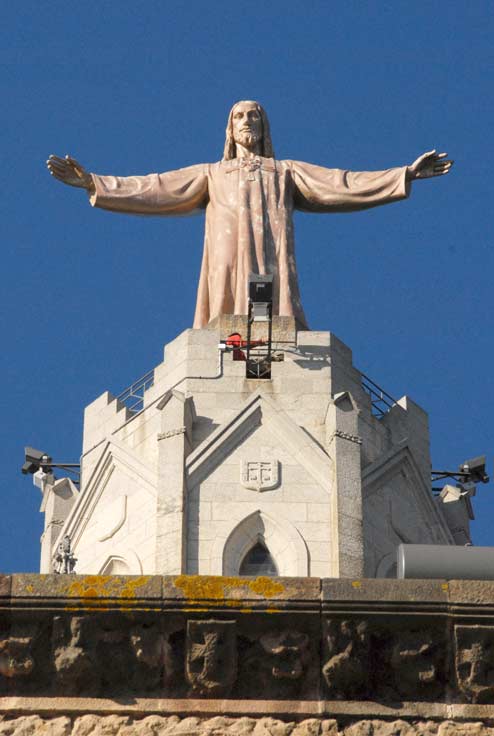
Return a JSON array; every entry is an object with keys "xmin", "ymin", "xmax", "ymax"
[
  {"xmin": 65, "ymin": 154, "xmax": 85, "ymax": 177},
  {"xmin": 435, "ymin": 152, "xmax": 448, "ymax": 159},
  {"xmin": 65, "ymin": 154, "xmax": 81, "ymax": 168},
  {"xmin": 48, "ymin": 154, "xmax": 67, "ymax": 165},
  {"xmin": 48, "ymin": 160, "xmax": 70, "ymax": 175},
  {"xmin": 433, "ymin": 161, "xmax": 452, "ymax": 169},
  {"xmin": 49, "ymin": 169, "xmax": 68, "ymax": 182}
]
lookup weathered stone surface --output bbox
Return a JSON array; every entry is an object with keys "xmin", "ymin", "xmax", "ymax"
[
  {"xmin": 0, "ymin": 716, "xmax": 71, "ymax": 736},
  {"xmin": 0, "ymin": 577, "xmax": 11, "ymax": 599},
  {"xmin": 11, "ymin": 574, "xmax": 161, "ymax": 601},
  {"xmin": 3, "ymin": 718, "xmax": 494, "ymax": 736},
  {"xmin": 437, "ymin": 724, "xmax": 494, "ymax": 736},
  {"xmin": 322, "ymin": 578, "xmax": 449, "ymax": 604},
  {"xmin": 186, "ymin": 620, "xmax": 237, "ymax": 696},
  {"xmin": 240, "ymin": 629, "xmax": 317, "ymax": 699},
  {"xmin": 454, "ymin": 625, "xmax": 494, "ymax": 703},
  {"xmin": 165, "ymin": 575, "xmax": 320, "ymax": 604},
  {"xmin": 322, "ymin": 619, "xmax": 369, "ymax": 699},
  {"xmin": 448, "ymin": 580, "xmax": 494, "ymax": 606},
  {"xmin": 3, "ymin": 574, "xmax": 494, "ymax": 707}
]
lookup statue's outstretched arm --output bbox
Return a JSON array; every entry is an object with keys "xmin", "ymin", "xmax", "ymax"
[
  {"xmin": 47, "ymin": 155, "xmax": 95, "ymax": 193},
  {"xmin": 406, "ymin": 150, "xmax": 453, "ymax": 181}
]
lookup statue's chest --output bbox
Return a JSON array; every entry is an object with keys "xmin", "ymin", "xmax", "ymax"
[{"xmin": 211, "ymin": 160, "xmax": 290, "ymax": 209}]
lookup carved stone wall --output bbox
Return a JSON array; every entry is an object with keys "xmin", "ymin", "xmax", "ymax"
[{"xmin": 2, "ymin": 574, "xmax": 494, "ymax": 729}]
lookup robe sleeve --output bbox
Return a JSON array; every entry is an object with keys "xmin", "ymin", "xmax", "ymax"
[
  {"xmin": 289, "ymin": 160, "xmax": 410, "ymax": 213},
  {"xmin": 89, "ymin": 163, "xmax": 209, "ymax": 216}
]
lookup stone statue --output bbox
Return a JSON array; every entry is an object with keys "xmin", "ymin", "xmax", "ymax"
[{"xmin": 47, "ymin": 100, "xmax": 452, "ymax": 329}]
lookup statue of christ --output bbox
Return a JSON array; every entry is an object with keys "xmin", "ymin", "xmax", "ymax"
[{"xmin": 47, "ymin": 100, "xmax": 452, "ymax": 329}]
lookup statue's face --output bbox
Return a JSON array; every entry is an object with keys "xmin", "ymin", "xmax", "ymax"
[{"xmin": 232, "ymin": 102, "xmax": 263, "ymax": 149}]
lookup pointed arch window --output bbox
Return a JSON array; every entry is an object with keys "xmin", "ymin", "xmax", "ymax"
[{"xmin": 239, "ymin": 541, "xmax": 278, "ymax": 577}]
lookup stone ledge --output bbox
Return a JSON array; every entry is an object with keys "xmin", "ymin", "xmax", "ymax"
[
  {"xmin": 3, "ymin": 697, "xmax": 494, "ymax": 718},
  {"xmin": 2, "ymin": 574, "xmax": 494, "ymax": 708}
]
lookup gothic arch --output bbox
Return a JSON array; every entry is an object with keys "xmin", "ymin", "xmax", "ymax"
[
  {"xmin": 211, "ymin": 510, "xmax": 309, "ymax": 577},
  {"xmin": 99, "ymin": 556, "xmax": 131, "ymax": 575},
  {"xmin": 96, "ymin": 548, "xmax": 143, "ymax": 575}
]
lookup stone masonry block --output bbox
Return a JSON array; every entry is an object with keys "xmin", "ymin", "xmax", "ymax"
[
  {"xmin": 163, "ymin": 573, "xmax": 320, "ymax": 602},
  {"xmin": 0, "ymin": 575, "xmax": 11, "ymax": 597},
  {"xmin": 322, "ymin": 577, "xmax": 449, "ymax": 603},
  {"xmin": 11, "ymin": 573, "xmax": 162, "ymax": 600}
]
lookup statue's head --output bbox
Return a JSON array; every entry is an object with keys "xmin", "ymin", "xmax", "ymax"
[{"xmin": 223, "ymin": 100, "xmax": 274, "ymax": 160}]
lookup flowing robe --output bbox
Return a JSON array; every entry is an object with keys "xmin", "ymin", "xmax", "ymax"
[{"xmin": 90, "ymin": 157, "xmax": 409, "ymax": 328}]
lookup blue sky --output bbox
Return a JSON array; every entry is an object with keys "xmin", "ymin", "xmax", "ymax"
[{"xmin": 2, "ymin": 1, "xmax": 493, "ymax": 572}]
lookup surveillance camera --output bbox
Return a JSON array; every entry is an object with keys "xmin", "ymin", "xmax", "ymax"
[{"xmin": 461, "ymin": 455, "xmax": 489, "ymax": 485}]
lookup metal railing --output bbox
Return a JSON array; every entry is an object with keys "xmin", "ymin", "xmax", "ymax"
[
  {"xmin": 361, "ymin": 372, "xmax": 397, "ymax": 418},
  {"xmin": 116, "ymin": 364, "xmax": 396, "ymax": 419},
  {"xmin": 117, "ymin": 369, "xmax": 154, "ymax": 414}
]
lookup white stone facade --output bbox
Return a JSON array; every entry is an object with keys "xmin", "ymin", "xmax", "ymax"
[{"xmin": 39, "ymin": 318, "xmax": 469, "ymax": 578}]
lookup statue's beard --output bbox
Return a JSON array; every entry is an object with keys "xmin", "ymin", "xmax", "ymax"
[{"xmin": 235, "ymin": 130, "xmax": 260, "ymax": 149}]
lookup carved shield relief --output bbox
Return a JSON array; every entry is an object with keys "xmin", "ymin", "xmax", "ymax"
[
  {"xmin": 241, "ymin": 459, "xmax": 279, "ymax": 492},
  {"xmin": 186, "ymin": 620, "xmax": 237, "ymax": 696}
]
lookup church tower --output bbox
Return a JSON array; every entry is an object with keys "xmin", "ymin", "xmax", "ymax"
[{"xmin": 39, "ymin": 313, "xmax": 468, "ymax": 579}]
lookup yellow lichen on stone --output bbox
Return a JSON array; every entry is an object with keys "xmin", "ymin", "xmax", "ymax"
[
  {"xmin": 66, "ymin": 575, "xmax": 151, "ymax": 600},
  {"xmin": 248, "ymin": 577, "xmax": 284, "ymax": 597},
  {"xmin": 174, "ymin": 575, "xmax": 284, "ymax": 602}
]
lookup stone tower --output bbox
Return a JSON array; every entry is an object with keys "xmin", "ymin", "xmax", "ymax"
[{"xmin": 38, "ymin": 315, "xmax": 469, "ymax": 578}]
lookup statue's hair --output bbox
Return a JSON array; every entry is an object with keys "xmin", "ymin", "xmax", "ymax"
[{"xmin": 223, "ymin": 100, "xmax": 275, "ymax": 160}]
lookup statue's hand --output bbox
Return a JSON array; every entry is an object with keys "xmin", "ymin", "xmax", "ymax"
[
  {"xmin": 407, "ymin": 150, "xmax": 453, "ymax": 181},
  {"xmin": 46, "ymin": 154, "xmax": 95, "ymax": 192}
]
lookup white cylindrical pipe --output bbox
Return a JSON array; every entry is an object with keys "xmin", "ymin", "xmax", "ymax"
[{"xmin": 398, "ymin": 544, "xmax": 494, "ymax": 580}]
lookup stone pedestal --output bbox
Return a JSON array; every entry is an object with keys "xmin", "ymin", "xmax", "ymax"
[{"xmin": 39, "ymin": 319, "xmax": 464, "ymax": 578}]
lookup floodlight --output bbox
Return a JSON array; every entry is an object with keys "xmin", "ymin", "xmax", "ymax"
[
  {"xmin": 440, "ymin": 484, "xmax": 468, "ymax": 503},
  {"xmin": 460, "ymin": 455, "xmax": 489, "ymax": 484},
  {"xmin": 246, "ymin": 274, "xmax": 274, "ymax": 378},
  {"xmin": 248, "ymin": 273, "xmax": 273, "ymax": 303},
  {"xmin": 21, "ymin": 446, "xmax": 80, "ymax": 484},
  {"xmin": 22, "ymin": 447, "xmax": 52, "ymax": 475}
]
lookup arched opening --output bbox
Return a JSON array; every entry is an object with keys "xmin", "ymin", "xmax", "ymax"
[
  {"xmin": 99, "ymin": 556, "xmax": 131, "ymax": 575},
  {"xmin": 215, "ymin": 509, "xmax": 309, "ymax": 577},
  {"xmin": 239, "ymin": 541, "xmax": 278, "ymax": 577}
]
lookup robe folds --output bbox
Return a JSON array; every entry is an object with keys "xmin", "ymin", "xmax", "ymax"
[{"xmin": 90, "ymin": 158, "xmax": 409, "ymax": 329}]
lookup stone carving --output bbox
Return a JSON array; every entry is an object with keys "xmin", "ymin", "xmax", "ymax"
[
  {"xmin": 47, "ymin": 102, "xmax": 452, "ymax": 329},
  {"xmin": 0, "ymin": 620, "xmax": 40, "ymax": 684},
  {"xmin": 241, "ymin": 459, "xmax": 279, "ymax": 492},
  {"xmin": 129, "ymin": 621, "xmax": 180, "ymax": 692},
  {"xmin": 240, "ymin": 629, "xmax": 313, "ymax": 697},
  {"xmin": 322, "ymin": 619, "xmax": 370, "ymax": 699},
  {"xmin": 328, "ymin": 429, "xmax": 363, "ymax": 445},
  {"xmin": 0, "ymin": 636, "xmax": 35, "ymax": 679},
  {"xmin": 157, "ymin": 427, "xmax": 187, "ymax": 441},
  {"xmin": 186, "ymin": 620, "xmax": 237, "ymax": 696},
  {"xmin": 259, "ymin": 630, "xmax": 310, "ymax": 680},
  {"xmin": 52, "ymin": 616, "xmax": 95, "ymax": 694},
  {"xmin": 455, "ymin": 624, "xmax": 494, "ymax": 703},
  {"xmin": 388, "ymin": 628, "xmax": 445, "ymax": 700}
]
